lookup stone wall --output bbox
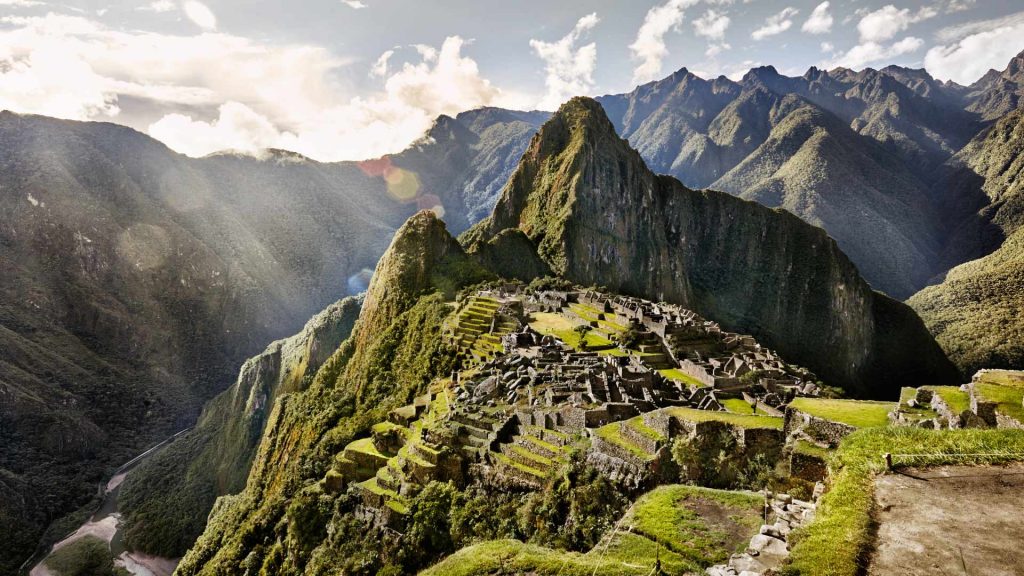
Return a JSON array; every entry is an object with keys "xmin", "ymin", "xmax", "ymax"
[{"xmin": 783, "ymin": 407, "xmax": 856, "ymax": 447}]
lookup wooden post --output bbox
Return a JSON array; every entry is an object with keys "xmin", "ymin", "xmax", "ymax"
[{"xmin": 884, "ymin": 453, "xmax": 893, "ymax": 470}]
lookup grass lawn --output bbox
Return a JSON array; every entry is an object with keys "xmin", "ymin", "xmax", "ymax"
[
  {"xmin": 665, "ymin": 406, "xmax": 783, "ymax": 430},
  {"xmin": 786, "ymin": 427, "xmax": 1024, "ymax": 576},
  {"xmin": 787, "ymin": 398, "xmax": 893, "ymax": 428},
  {"xmin": 659, "ymin": 368, "xmax": 706, "ymax": 388},
  {"xmin": 721, "ymin": 397, "xmax": 771, "ymax": 416},
  {"xmin": 628, "ymin": 485, "xmax": 763, "ymax": 564},
  {"xmin": 422, "ymin": 485, "xmax": 764, "ymax": 576},
  {"xmin": 594, "ymin": 421, "xmax": 654, "ymax": 460},
  {"xmin": 975, "ymin": 383, "xmax": 1024, "ymax": 423},
  {"xmin": 924, "ymin": 386, "xmax": 971, "ymax": 414},
  {"xmin": 974, "ymin": 370, "xmax": 1024, "ymax": 388}
]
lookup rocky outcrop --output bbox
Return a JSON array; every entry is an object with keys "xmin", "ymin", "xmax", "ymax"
[{"xmin": 466, "ymin": 97, "xmax": 958, "ymax": 396}]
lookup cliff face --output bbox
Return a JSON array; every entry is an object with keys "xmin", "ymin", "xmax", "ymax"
[
  {"xmin": 177, "ymin": 211, "xmax": 483, "ymax": 575},
  {"xmin": 116, "ymin": 296, "xmax": 362, "ymax": 557},
  {"xmin": 469, "ymin": 97, "xmax": 958, "ymax": 396}
]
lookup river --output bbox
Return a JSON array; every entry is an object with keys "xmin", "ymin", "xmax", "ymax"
[{"xmin": 27, "ymin": 428, "xmax": 191, "ymax": 576}]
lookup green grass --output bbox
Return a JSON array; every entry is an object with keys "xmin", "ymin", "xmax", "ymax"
[
  {"xmin": 974, "ymin": 370, "xmax": 1024, "ymax": 388},
  {"xmin": 509, "ymin": 445, "xmax": 554, "ymax": 467},
  {"xmin": 422, "ymin": 485, "xmax": 765, "ymax": 576},
  {"xmin": 624, "ymin": 416, "xmax": 665, "ymax": 442},
  {"xmin": 345, "ymin": 437, "xmax": 390, "ymax": 459},
  {"xmin": 975, "ymin": 383, "xmax": 1024, "ymax": 423},
  {"xmin": 665, "ymin": 406, "xmax": 783, "ymax": 430},
  {"xmin": 492, "ymin": 451, "xmax": 546, "ymax": 478},
  {"xmin": 420, "ymin": 538, "xmax": 660, "ymax": 576},
  {"xmin": 629, "ymin": 485, "xmax": 762, "ymax": 564},
  {"xmin": 371, "ymin": 421, "xmax": 407, "ymax": 435},
  {"xmin": 787, "ymin": 398, "xmax": 893, "ymax": 428},
  {"xmin": 794, "ymin": 440, "xmax": 829, "ymax": 459},
  {"xmin": 924, "ymin": 386, "xmax": 971, "ymax": 415},
  {"xmin": 594, "ymin": 422, "xmax": 654, "ymax": 460},
  {"xmin": 721, "ymin": 397, "xmax": 771, "ymax": 416},
  {"xmin": 658, "ymin": 368, "xmax": 706, "ymax": 388},
  {"xmin": 786, "ymin": 428, "xmax": 1024, "ymax": 576},
  {"xmin": 45, "ymin": 536, "xmax": 124, "ymax": 576}
]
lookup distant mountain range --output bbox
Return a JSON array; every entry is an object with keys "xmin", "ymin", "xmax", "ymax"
[{"xmin": 3, "ymin": 50, "xmax": 1024, "ymax": 573}]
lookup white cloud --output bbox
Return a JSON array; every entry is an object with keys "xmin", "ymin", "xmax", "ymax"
[
  {"xmin": 705, "ymin": 42, "xmax": 730, "ymax": 57},
  {"xmin": 0, "ymin": 14, "xmax": 523, "ymax": 160},
  {"xmin": 820, "ymin": 41, "xmax": 834, "ymax": 53},
  {"xmin": 182, "ymin": 0, "xmax": 216, "ymax": 31},
  {"xmin": 629, "ymin": 0, "xmax": 699, "ymax": 85},
  {"xmin": 139, "ymin": 0, "xmax": 175, "ymax": 12},
  {"xmin": 857, "ymin": 4, "xmax": 935, "ymax": 43},
  {"xmin": 802, "ymin": 2, "xmax": 832, "ymax": 35},
  {"xmin": 369, "ymin": 49, "xmax": 393, "ymax": 77},
  {"xmin": 925, "ymin": 19, "xmax": 1024, "ymax": 84},
  {"xmin": 693, "ymin": 9, "xmax": 730, "ymax": 41},
  {"xmin": 828, "ymin": 36, "xmax": 924, "ymax": 70},
  {"xmin": 935, "ymin": 9, "xmax": 1024, "ymax": 43},
  {"xmin": 0, "ymin": 0, "xmax": 45, "ymax": 6},
  {"xmin": 341, "ymin": 0, "xmax": 367, "ymax": 8},
  {"xmin": 530, "ymin": 13, "xmax": 600, "ymax": 109},
  {"xmin": 752, "ymin": 7, "xmax": 799, "ymax": 40}
]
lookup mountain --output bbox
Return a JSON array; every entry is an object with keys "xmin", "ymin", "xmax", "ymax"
[
  {"xmin": 929, "ymin": 106, "xmax": 1024, "ymax": 268},
  {"xmin": 965, "ymin": 50, "xmax": 1024, "ymax": 120},
  {"xmin": 908, "ymin": 106, "xmax": 1024, "ymax": 375},
  {"xmin": 595, "ymin": 65, "xmax": 981, "ymax": 299},
  {"xmin": 176, "ymin": 210, "xmax": 487, "ymax": 576},
  {"xmin": 115, "ymin": 295, "xmax": 361, "ymax": 558},
  {"xmin": 465, "ymin": 97, "xmax": 957, "ymax": 396},
  {"xmin": 0, "ymin": 108, "xmax": 537, "ymax": 573},
  {"xmin": 175, "ymin": 98, "xmax": 957, "ymax": 576},
  {"xmin": 908, "ymin": 228, "xmax": 1024, "ymax": 376}
]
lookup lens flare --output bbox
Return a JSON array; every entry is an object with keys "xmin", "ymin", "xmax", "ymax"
[
  {"xmin": 346, "ymin": 268, "xmax": 374, "ymax": 294},
  {"xmin": 384, "ymin": 167, "xmax": 420, "ymax": 201}
]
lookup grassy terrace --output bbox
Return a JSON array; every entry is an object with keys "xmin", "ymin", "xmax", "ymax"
[
  {"xmin": 794, "ymin": 439, "xmax": 830, "ymax": 459},
  {"xmin": 529, "ymin": 312, "xmax": 625, "ymax": 355},
  {"xmin": 786, "ymin": 428, "xmax": 1024, "ymax": 576},
  {"xmin": 721, "ymin": 397, "xmax": 771, "ymax": 416},
  {"xmin": 422, "ymin": 485, "xmax": 764, "ymax": 576},
  {"xmin": 492, "ymin": 451, "xmax": 546, "ymax": 479},
  {"xmin": 787, "ymin": 398, "xmax": 893, "ymax": 428},
  {"xmin": 594, "ymin": 420, "xmax": 655, "ymax": 460},
  {"xmin": 665, "ymin": 406, "xmax": 783, "ymax": 430},
  {"xmin": 658, "ymin": 368, "xmax": 705, "ymax": 388},
  {"xmin": 923, "ymin": 385, "xmax": 971, "ymax": 415},
  {"xmin": 975, "ymin": 382, "xmax": 1024, "ymax": 423}
]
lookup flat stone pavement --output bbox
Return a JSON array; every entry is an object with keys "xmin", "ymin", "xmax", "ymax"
[{"xmin": 869, "ymin": 463, "xmax": 1024, "ymax": 576}]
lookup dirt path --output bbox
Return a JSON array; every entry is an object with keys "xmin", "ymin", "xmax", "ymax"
[{"xmin": 869, "ymin": 463, "xmax": 1024, "ymax": 576}]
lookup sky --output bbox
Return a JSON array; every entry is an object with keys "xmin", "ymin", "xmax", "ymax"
[{"xmin": 1, "ymin": 0, "xmax": 1023, "ymax": 161}]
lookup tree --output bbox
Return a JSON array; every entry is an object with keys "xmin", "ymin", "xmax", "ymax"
[{"xmin": 573, "ymin": 324, "xmax": 592, "ymax": 350}]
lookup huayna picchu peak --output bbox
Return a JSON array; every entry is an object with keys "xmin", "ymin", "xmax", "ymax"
[
  {"xmin": 8, "ymin": 10, "xmax": 1024, "ymax": 576},
  {"xmin": 467, "ymin": 96, "xmax": 957, "ymax": 397}
]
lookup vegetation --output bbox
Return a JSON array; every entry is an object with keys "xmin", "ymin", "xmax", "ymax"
[
  {"xmin": 787, "ymin": 398, "xmax": 893, "ymax": 428},
  {"xmin": 783, "ymin": 428, "xmax": 1024, "ymax": 576},
  {"xmin": 44, "ymin": 536, "xmax": 128, "ymax": 576},
  {"xmin": 659, "ymin": 368, "xmax": 706, "ymax": 387},
  {"xmin": 721, "ymin": 397, "xmax": 770, "ymax": 415},
  {"xmin": 923, "ymin": 386, "xmax": 971, "ymax": 414},
  {"xmin": 423, "ymin": 484, "xmax": 763, "ymax": 576},
  {"xmin": 665, "ymin": 407, "xmax": 783, "ymax": 430}
]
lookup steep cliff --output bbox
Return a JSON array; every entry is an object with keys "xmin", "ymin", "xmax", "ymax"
[
  {"xmin": 116, "ymin": 296, "xmax": 362, "ymax": 557},
  {"xmin": 466, "ymin": 97, "xmax": 958, "ymax": 396},
  {"xmin": 176, "ymin": 211, "xmax": 488, "ymax": 575}
]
